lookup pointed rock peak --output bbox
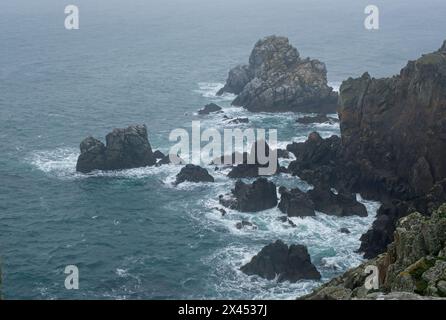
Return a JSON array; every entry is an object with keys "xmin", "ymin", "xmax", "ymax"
[{"xmin": 439, "ymin": 40, "xmax": 446, "ymax": 53}]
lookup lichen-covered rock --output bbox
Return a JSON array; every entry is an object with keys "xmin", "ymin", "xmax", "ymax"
[
  {"xmin": 241, "ymin": 240, "xmax": 321, "ymax": 283},
  {"xmin": 219, "ymin": 36, "xmax": 337, "ymax": 113},
  {"xmin": 76, "ymin": 125, "xmax": 157, "ymax": 173},
  {"xmin": 302, "ymin": 204, "xmax": 446, "ymax": 300}
]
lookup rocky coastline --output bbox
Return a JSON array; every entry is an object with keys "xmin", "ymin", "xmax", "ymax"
[{"xmin": 73, "ymin": 37, "xmax": 446, "ymax": 299}]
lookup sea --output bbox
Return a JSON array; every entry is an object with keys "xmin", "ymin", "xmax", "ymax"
[{"xmin": 0, "ymin": 0, "xmax": 445, "ymax": 299}]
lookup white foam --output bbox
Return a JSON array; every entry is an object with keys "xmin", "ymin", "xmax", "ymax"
[{"xmin": 194, "ymin": 82, "xmax": 236, "ymax": 102}]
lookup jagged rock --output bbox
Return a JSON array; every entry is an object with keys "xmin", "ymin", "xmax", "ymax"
[
  {"xmin": 219, "ymin": 36, "xmax": 337, "ymax": 113},
  {"xmin": 156, "ymin": 154, "xmax": 184, "ymax": 166},
  {"xmin": 339, "ymin": 41, "xmax": 446, "ymax": 199},
  {"xmin": 296, "ymin": 114, "xmax": 338, "ymax": 124},
  {"xmin": 287, "ymin": 132, "xmax": 343, "ymax": 188},
  {"xmin": 76, "ymin": 125, "xmax": 157, "ymax": 173},
  {"xmin": 308, "ymin": 187, "xmax": 367, "ymax": 217},
  {"xmin": 217, "ymin": 65, "xmax": 251, "ymax": 95},
  {"xmin": 241, "ymin": 240, "xmax": 321, "ymax": 282},
  {"xmin": 153, "ymin": 150, "xmax": 165, "ymax": 159},
  {"xmin": 228, "ymin": 140, "xmax": 279, "ymax": 178},
  {"xmin": 302, "ymin": 205, "xmax": 446, "ymax": 300},
  {"xmin": 197, "ymin": 103, "xmax": 222, "ymax": 115},
  {"xmin": 175, "ymin": 164, "xmax": 214, "ymax": 185},
  {"xmin": 219, "ymin": 178, "xmax": 277, "ymax": 212},
  {"xmin": 278, "ymin": 186, "xmax": 315, "ymax": 217}
]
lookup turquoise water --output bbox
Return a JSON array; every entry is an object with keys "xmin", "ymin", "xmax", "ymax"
[{"xmin": 0, "ymin": 0, "xmax": 445, "ymax": 299}]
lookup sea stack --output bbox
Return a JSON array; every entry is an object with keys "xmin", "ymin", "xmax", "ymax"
[{"xmin": 218, "ymin": 35, "xmax": 338, "ymax": 113}]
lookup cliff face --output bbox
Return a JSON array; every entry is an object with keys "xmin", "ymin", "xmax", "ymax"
[
  {"xmin": 339, "ymin": 42, "xmax": 446, "ymax": 200},
  {"xmin": 302, "ymin": 204, "xmax": 446, "ymax": 300},
  {"xmin": 218, "ymin": 36, "xmax": 338, "ymax": 113}
]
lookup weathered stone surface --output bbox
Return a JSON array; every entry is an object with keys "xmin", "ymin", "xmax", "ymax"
[
  {"xmin": 219, "ymin": 36, "xmax": 337, "ymax": 113},
  {"xmin": 241, "ymin": 240, "xmax": 321, "ymax": 282},
  {"xmin": 76, "ymin": 125, "xmax": 157, "ymax": 173},
  {"xmin": 278, "ymin": 186, "xmax": 315, "ymax": 217},
  {"xmin": 219, "ymin": 178, "xmax": 277, "ymax": 212},
  {"xmin": 302, "ymin": 205, "xmax": 446, "ymax": 300}
]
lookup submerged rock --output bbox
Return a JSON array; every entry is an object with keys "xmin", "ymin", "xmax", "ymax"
[
  {"xmin": 218, "ymin": 36, "xmax": 337, "ymax": 113},
  {"xmin": 219, "ymin": 178, "xmax": 277, "ymax": 212},
  {"xmin": 76, "ymin": 125, "xmax": 157, "ymax": 173},
  {"xmin": 197, "ymin": 103, "xmax": 222, "ymax": 115},
  {"xmin": 241, "ymin": 240, "xmax": 321, "ymax": 282},
  {"xmin": 296, "ymin": 114, "xmax": 338, "ymax": 124},
  {"xmin": 175, "ymin": 164, "xmax": 214, "ymax": 185}
]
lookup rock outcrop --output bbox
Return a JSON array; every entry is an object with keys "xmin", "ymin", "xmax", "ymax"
[
  {"xmin": 219, "ymin": 178, "xmax": 277, "ymax": 212},
  {"xmin": 218, "ymin": 36, "xmax": 338, "ymax": 113},
  {"xmin": 76, "ymin": 125, "xmax": 157, "ymax": 173},
  {"xmin": 175, "ymin": 164, "xmax": 214, "ymax": 185},
  {"xmin": 308, "ymin": 187, "xmax": 368, "ymax": 217},
  {"xmin": 302, "ymin": 204, "xmax": 446, "ymax": 299},
  {"xmin": 198, "ymin": 103, "xmax": 222, "ymax": 115},
  {"xmin": 278, "ymin": 186, "xmax": 315, "ymax": 217},
  {"xmin": 241, "ymin": 240, "xmax": 321, "ymax": 283},
  {"xmin": 227, "ymin": 140, "xmax": 279, "ymax": 178}
]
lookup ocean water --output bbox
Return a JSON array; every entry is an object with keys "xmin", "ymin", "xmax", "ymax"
[{"xmin": 0, "ymin": 0, "xmax": 445, "ymax": 299}]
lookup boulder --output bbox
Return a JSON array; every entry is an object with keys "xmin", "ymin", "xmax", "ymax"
[
  {"xmin": 307, "ymin": 187, "xmax": 367, "ymax": 217},
  {"xmin": 219, "ymin": 36, "xmax": 337, "ymax": 113},
  {"xmin": 175, "ymin": 164, "xmax": 214, "ymax": 185},
  {"xmin": 278, "ymin": 186, "xmax": 315, "ymax": 217},
  {"xmin": 153, "ymin": 150, "xmax": 165, "ymax": 159},
  {"xmin": 197, "ymin": 103, "xmax": 222, "ymax": 115},
  {"xmin": 219, "ymin": 178, "xmax": 277, "ymax": 212},
  {"xmin": 241, "ymin": 240, "xmax": 321, "ymax": 282},
  {"xmin": 76, "ymin": 125, "xmax": 157, "ymax": 173}
]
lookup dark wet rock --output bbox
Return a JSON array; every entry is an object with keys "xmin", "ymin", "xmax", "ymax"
[
  {"xmin": 212, "ymin": 207, "xmax": 227, "ymax": 216},
  {"xmin": 278, "ymin": 186, "xmax": 315, "ymax": 217},
  {"xmin": 175, "ymin": 164, "xmax": 214, "ymax": 185},
  {"xmin": 219, "ymin": 36, "xmax": 337, "ymax": 113},
  {"xmin": 278, "ymin": 216, "xmax": 297, "ymax": 228},
  {"xmin": 308, "ymin": 187, "xmax": 367, "ymax": 217},
  {"xmin": 227, "ymin": 140, "xmax": 279, "ymax": 178},
  {"xmin": 153, "ymin": 150, "xmax": 165, "ymax": 159},
  {"xmin": 219, "ymin": 178, "xmax": 277, "ymax": 212},
  {"xmin": 339, "ymin": 228, "xmax": 351, "ymax": 234},
  {"xmin": 156, "ymin": 154, "xmax": 185, "ymax": 166},
  {"xmin": 76, "ymin": 125, "xmax": 157, "ymax": 173},
  {"xmin": 226, "ymin": 117, "xmax": 249, "ymax": 124},
  {"xmin": 287, "ymin": 132, "xmax": 342, "ymax": 188},
  {"xmin": 296, "ymin": 114, "xmax": 339, "ymax": 124},
  {"xmin": 277, "ymin": 149, "xmax": 291, "ymax": 159},
  {"xmin": 241, "ymin": 240, "xmax": 321, "ymax": 282},
  {"xmin": 197, "ymin": 103, "xmax": 222, "ymax": 115},
  {"xmin": 235, "ymin": 220, "xmax": 257, "ymax": 230}
]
